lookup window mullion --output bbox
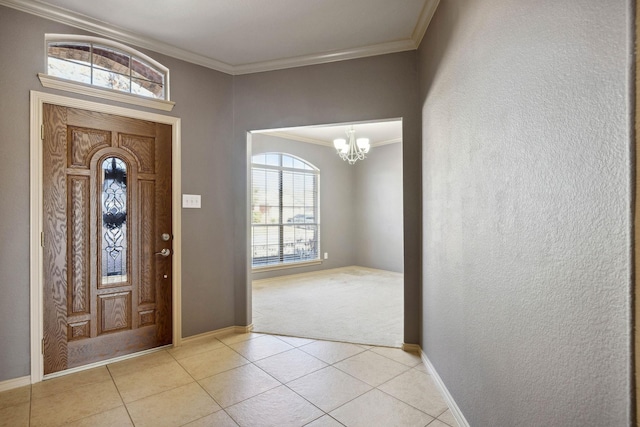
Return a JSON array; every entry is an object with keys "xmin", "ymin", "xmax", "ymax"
[
  {"xmin": 90, "ymin": 43, "xmax": 94, "ymax": 85},
  {"xmin": 279, "ymin": 169, "xmax": 284, "ymax": 263},
  {"xmin": 128, "ymin": 54, "xmax": 132, "ymax": 95}
]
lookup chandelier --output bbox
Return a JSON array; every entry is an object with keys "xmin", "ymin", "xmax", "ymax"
[{"xmin": 333, "ymin": 126, "xmax": 370, "ymax": 164}]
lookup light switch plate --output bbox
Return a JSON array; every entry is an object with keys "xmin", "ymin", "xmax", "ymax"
[{"xmin": 182, "ymin": 194, "xmax": 201, "ymax": 208}]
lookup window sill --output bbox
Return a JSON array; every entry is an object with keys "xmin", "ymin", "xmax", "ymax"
[
  {"xmin": 38, "ymin": 74, "xmax": 175, "ymax": 112},
  {"xmin": 252, "ymin": 260, "xmax": 322, "ymax": 273}
]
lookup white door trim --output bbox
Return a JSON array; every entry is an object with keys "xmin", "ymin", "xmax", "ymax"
[{"xmin": 29, "ymin": 90, "xmax": 182, "ymax": 383}]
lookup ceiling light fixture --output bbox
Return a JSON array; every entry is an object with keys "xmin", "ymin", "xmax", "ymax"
[{"xmin": 333, "ymin": 126, "xmax": 370, "ymax": 164}]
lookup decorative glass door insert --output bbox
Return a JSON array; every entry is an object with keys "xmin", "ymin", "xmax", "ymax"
[{"xmin": 101, "ymin": 157, "xmax": 128, "ymax": 285}]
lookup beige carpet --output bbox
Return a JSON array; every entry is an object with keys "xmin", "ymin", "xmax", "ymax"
[{"xmin": 252, "ymin": 266, "xmax": 403, "ymax": 348}]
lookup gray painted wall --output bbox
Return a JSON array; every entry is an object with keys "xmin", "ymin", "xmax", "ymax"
[
  {"xmin": 0, "ymin": 6, "xmax": 421, "ymax": 382},
  {"xmin": 250, "ymin": 133, "xmax": 356, "ymax": 280},
  {"xmin": 0, "ymin": 6, "xmax": 236, "ymax": 381},
  {"xmin": 232, "ymin": 54, "xmax": 421, "ymax": 344},
  {"xmin": 418, "ymin": 1, "xmax": 632, "ymax": 425},
  {"xmin": 354, "ymin": 142, "xmax": 403, "ymax": 273}
]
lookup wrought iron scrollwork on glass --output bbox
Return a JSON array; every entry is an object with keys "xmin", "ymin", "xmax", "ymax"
[{"xmin": 101, "ymin": 157, "xmax": 128, "ymax": 282}]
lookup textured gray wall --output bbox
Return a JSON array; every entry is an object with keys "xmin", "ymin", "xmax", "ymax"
[
  {"xmin": 232, "ymin": 53, "xmax": 422, "ymax": 344},
  {"xmin": 354, "ymin": 142, "xmax": 404, "ymax": 273},
  {"xmin": 0, "ymin": 6, "xmax": 235, "ymax": 381},
  {"xmin": 418, "ymin": 0, "xmax": 632, "ymax": 425},
  {"xmin": 250, "ymin": 134, "xmax": 356, "ymax": 280}
]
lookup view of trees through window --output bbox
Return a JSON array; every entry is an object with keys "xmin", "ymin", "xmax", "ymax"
[{"xmin": 251, "ymin": 153, "xmax": 319, "ymax": 267}]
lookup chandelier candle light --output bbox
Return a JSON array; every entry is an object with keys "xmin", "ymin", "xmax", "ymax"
[{"xmin": 333, "ymin": 126, "xmax": 370, "ymax": 164}]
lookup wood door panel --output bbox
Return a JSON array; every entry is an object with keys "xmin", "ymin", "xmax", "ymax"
[
  {"xmin": 139, "ymin": 310, "xmax": 155, "ymax": 327},
  {"xmin": 120, "ymin": 134, "xmax": 155, "ymax": 173},
  {"xmin": 68, "ymin": 126, "xmax": 110, "ymax": 168},
  {"xmin": 153, "ymin": 123, "xmax": 172, "ymax": 343},
  {"xmin": 66, "ymin": 107, "xmax": 157, "ymax": 137},
  {"xmin": 67, "ymin": 176, "xmax": 90, "ymax": 315},
  {"xmin": 43, "ymin": 104, "xmax": 172, "ymax": 374},
  {"xmin": 97, "ymin": 292, "xmax": 132, "ymax": 334},
  {"xmin": 139, "ymin": 180, "xmax": 156, "ymax": 305},
  {"xmin": 43, "ymin": 104, "xmax": 70, "ymax": 375},
  {"xmin": 67, "ymin": 326, "xmax": 159, "ymax": 369},
  {"xmin": 68, "ymin": 321, "xmax": 90, "ymax": 341}
]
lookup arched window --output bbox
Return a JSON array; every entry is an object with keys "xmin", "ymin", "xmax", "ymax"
[
  {"xmin": 251, "ymin": 153, "xmax": 320, "ymax": 268},
  {"xmin": 44, "ymin": 35, "xmax": 169, "ymax": 102},
  {"xmin": 101, "ymin": 157, "xmax": 128, "ymax": 284}
]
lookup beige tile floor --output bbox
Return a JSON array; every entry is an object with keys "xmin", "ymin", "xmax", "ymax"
[{"xmin": 0, "ymin": 332, "xmax": 459, "ymax": 427}]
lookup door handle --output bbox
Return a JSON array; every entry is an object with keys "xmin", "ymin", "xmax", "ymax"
[{"xmin": 155, "ymin": 248, "xmax": 171, "ymax": 257}]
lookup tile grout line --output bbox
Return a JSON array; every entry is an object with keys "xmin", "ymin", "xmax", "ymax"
[
  {"xmin": 105, "ymin": 356, "xmax": 142, "ymax": 427},
  {"xmin": 166, "ymin": 341, "xmax": 237, "ymax": 425},
  {"xmin": 177, "ymin": 334, "xmax": 296, "ymax": 425},
  {"xmin": 317, "ymin": 347, "xmax": 441, "ymax": 422},
  {"xmin": 226, "ymin": 336, "xmax": 433, "ymax": 425},
  {"xmin": 29, "ymin": 384, "xmax": 33, "ymax": 427},
  {"xmin": 128, "ymin": 341, "xmax": 248, "ymax": 427},
  {"xmin": 370, "ymin": 364, "xmax": 455, "ymax": 423},
  {"xmin": 183, "ymin": 334, "xmax": 341, "ymax": 424},
  {"xmin": 374, "ymin": 386, "xmax": 442, "ymax": 421},
  {"xmin": 280, "ymin": 346, "xmax": 375, "ymax": 421}
]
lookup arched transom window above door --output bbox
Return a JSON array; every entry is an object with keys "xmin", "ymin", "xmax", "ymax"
[{"xmin": 39, "ymin": 35, "xmax": 175, "ymax": 111}]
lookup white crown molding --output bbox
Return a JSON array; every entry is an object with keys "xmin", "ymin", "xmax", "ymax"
[
  {"xmin": 258, "ymin": 131, "xmax": 401, "ymax": 148},
  {"xmin": 260, "ymin": 131, "xmax": 333, "ymax": 147},
  {"xmin": 1, "ymin": 0, "xmax": 440, "ymax": 75},
  {"xmin": 374, "ymin": 138, "xmax": 402, "ymax": 147},
  {"xmin": 0, "ymin": 0, "xmax": 235, "ymax": 74},
  {"xmin": 411, "ymin": 0, "xmax": 441, "ymax": 47},
  {"xmin": 232, "ymin": 39, "xmax": 417, "ymax": 75}
]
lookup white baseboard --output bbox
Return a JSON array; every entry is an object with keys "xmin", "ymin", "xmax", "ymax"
[
  {"xmin": 180, "ymin": 324, "xmax": 254, "ymax": 344},
  {"xmin": 0, "ymin": 375, "xmax": 30, "ymax": 392},
  {"xmin": 420, "ymin": 350, "xmax": 471, "ymax": 427},
  {"xmin": 402, "ymin": 343, "xmax": 421, "ymax": 353},
  {"xmin": 240, "ymin": 324, "xmax": 255, "ymax": 333}
]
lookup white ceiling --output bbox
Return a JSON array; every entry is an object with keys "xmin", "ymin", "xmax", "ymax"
[
  {"xmin": 1, "ymin": 0, "xmax": 439, "ymax": 74},
  {"xmin": 255, "ymin": 120, "xmax": 402, "ymax": 148}
]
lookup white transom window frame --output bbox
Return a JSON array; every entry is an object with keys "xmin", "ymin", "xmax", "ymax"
[{"xmin": 39, "ymin": 34, "xmax": 175, "ymax": 112}]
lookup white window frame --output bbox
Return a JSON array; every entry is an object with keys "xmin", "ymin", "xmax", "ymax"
[
  {"xmin": 39, "ymin": 34, "xmax": 175, "ymax": 111},
  {"xmin": 251, "ymin": 153, "xmax": 321, "ymax": 271}
]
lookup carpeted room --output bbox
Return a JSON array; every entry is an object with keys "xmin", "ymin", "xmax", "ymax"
[{"xmin": 249, "ymin": 123, "xmax": 405, "ymax": 348}]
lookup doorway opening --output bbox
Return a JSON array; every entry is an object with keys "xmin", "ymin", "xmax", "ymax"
[{"xmin": 248, "ymin": 120, "xmax": 404, "ymax": 347}]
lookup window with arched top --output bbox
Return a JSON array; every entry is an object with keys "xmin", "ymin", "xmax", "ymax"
[
  {"xmin": 251, "ymin": 153, "xmax": 320, "ymax": 268},
  {"xmin": 41, "ymin": 35, "xmax": 174, "ymax": 110},
  {"xmin": 101, "ymin": 156, "xmax": 128, "ymax": 284}
]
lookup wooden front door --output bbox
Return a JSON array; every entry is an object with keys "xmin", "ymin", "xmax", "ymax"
[{"xmin": 42, "ymin": 104, "xmax": 172, "ymax": 375}]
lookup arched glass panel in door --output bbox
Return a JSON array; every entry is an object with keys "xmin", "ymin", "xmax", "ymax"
[{"xmin": 101, "ymin": 157, "xmax": 128, "ymax": 284}]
